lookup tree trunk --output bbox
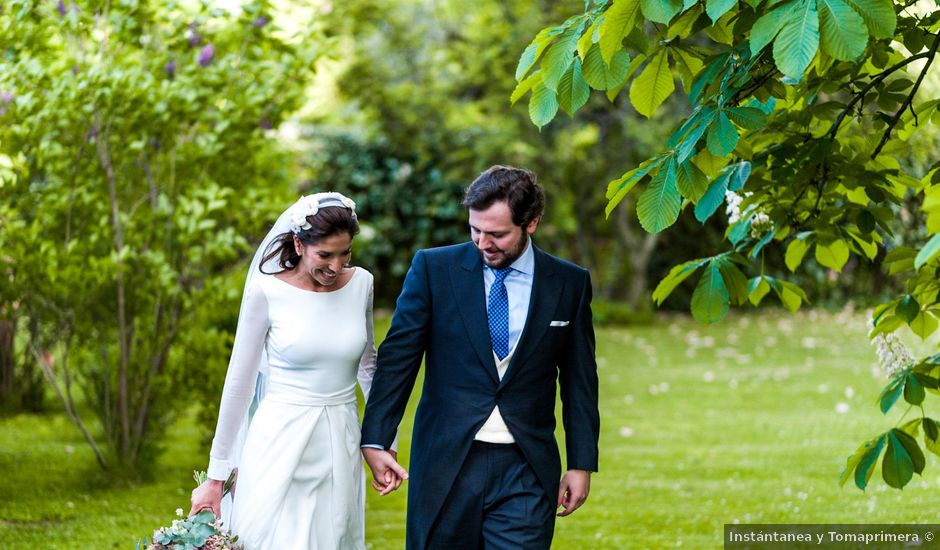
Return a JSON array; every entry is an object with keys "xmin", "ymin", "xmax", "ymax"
[
  {"xmin": 615, "ymin": 204, "xmax": 660, "ymax": 310},
  {"xmin": 0, "ymin": 318, "xmax": 14, "ymax": 405}
]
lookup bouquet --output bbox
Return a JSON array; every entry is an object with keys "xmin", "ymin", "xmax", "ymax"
[{"xmin": 137, "ymin": 471, "xmax": 241, "ymax": 550}]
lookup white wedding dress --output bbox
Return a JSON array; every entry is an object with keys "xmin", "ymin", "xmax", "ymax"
[{"xmin": 206, "ymin": 267, "xmax": 376, "ymax": 550}]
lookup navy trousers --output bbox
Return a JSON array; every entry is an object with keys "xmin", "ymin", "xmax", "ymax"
[{"xmin": 426, "ymin": 442, "xmax": 555, "ymax": 550}]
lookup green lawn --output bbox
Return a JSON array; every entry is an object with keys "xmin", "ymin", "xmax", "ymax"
[{"xmin": 2, "ymin": 308, "xmax": 939, "ymax": 549}]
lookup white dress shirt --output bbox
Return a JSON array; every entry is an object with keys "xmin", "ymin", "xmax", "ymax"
[{"xmin": 475, "ymin": 239, "xmax": 535, "ymax": 443}]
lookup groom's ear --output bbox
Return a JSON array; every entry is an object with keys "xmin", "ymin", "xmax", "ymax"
[{"xmin": 525, "ymin": 216, "xmax": 541, "ymax": 235}]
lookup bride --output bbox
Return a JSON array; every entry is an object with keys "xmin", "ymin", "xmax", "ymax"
[{"xmin": 190, "ymin": 193, "xmax": 404, "ymax": 549}]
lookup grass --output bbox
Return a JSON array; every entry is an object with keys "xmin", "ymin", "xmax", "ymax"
[{"xmin": 2, "ymin": 308, "xmax": 940, "ymax": 549}]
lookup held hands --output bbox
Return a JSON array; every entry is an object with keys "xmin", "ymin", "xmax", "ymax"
[
  {"xmin": 362, "ymin": 448, "xmax": 409, "ymax": 496},
  {"xmin": 190, "ymin": 478, "xmax": 224, "ymax": 518},
  {"xmin": 556, "ymin": 469, "xmax": 591, "ymax": 517}
]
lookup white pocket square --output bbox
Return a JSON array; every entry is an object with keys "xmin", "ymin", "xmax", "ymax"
[{"xmin": 550, "ymin": 320, "xmax": 570, "ymax": 327}]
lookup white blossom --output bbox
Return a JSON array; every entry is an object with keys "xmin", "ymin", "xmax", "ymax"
[
  {"xmin": 872, "ymin": 332, "xmax": 914, "ymax": 378},
  {"xmin": 749, "ymin": 212, "xmax": 772, "ymax": 238},
  {"xmin": 725, "ymin": 191, "xmax": 744, "ymax": 223},
  {"xmin": 176, "ymin": 508, "xmax": 184, "ymax": 517}
]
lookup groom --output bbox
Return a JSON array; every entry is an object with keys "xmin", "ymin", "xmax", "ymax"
[{"xmin": 361, "ymin": 165, "xmax": 599, "ymax": 549}]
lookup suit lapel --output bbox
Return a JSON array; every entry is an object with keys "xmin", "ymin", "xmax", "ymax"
[
  {"xmin": 450, "ymin": 243, "xmax": 501, "ymax": 384},
  {"xmin": 499, "ymin": 246, "xmax": 563, "ymax": 389}
]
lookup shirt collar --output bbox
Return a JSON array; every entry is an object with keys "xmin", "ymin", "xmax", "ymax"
[{"xmin": 485, "ymin": 238, "xmax": 534, "ymax": 276}]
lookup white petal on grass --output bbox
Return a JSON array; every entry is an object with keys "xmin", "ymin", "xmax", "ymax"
[
  {"xmin": 835, "ymin": 402, "xmax": 850, "ymax": 413},
  {"xmin": 619, "ymin": 426, "xmax": 635, "ymax": 438},
  {"xmin": 703, "ymin": 371, "xmax": 715, "ymax": 382},
  {"xmin": 844, "ymin": 386, "xmax": 855, "ymax": 398}
]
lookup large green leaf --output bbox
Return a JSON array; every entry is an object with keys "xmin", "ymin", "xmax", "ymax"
[
  {"xmin": 910, "ymin": 311, "xmax": 939, "ymax": 340},
  {"xmin": 817, "ymin": 0, "xmax": 868, "ymax": 61},
  {"xmin": 904, "ymin": 373, "xmax": 926, "ymax": 405},
  {"xmin": 652, "ymin": 257, "xmax": 708, "ymax": 304},
  {"xmin": 879, "ymin": 376, "xmax": 905, "ymax": 414},
  {"xmin": 748, "ymin": 276, "xmax": 771, "ymax": 305},
  {"xmin": 691, "ymin": 260, "xmax": 730, "ymax": 323},
  {"xmin": 814, "ymin": 239, "xmax": 849, "ymax": 271},
  {"xmin": 689, "ymin": 53, "xmax": 729, "ymax": 105},
  {"xmin": 767, "ymin": 278, "xmax": 809, "ymax": 312},
  {"xmin": 853, "ymin": 434, "xmax": 886, "ymax": 490},
  {"xmin": 726, "ymin": 107, "xmax": 768, "ymax": 130},
  {"xmin": 773, "ymin": 0, "xmax": 820, "ymax": 79},
  {"xmin": 694, "ymin": 171, "xmax": 730, "ymax": 222},
  {"xmin": 541, "ymin": 27, "xmax": 580, "ymax": 91},
  {"xmin": 637, "ymin": 157, "xmax": 681, "ymax": 233},
  {"xmin": 750, "ymin": 1, "xmax": 795, "ymax": 53},
  {"xmin": 600, "ymin": 0, "xmax": 643, "ymax": 64},
  {"xmin": 528, "ymin": 83, "xmax": 559, "ymax": 129},
  {"xmin": 510, "ymin": 71, "xmax": 542, "ymax": 105},
  {"xmin": 883, "ymin": 429, "xmax": 923, "ymax": 489},
  {"xmin": 640, "ymin": 0, "xmax": 684, "ymax": 24},
  {"xmin": 841, "ymin": 0, "xmax": 896, "ymax": 39},
  {"xmin": 558, "ymin": 58, "xmax": 590, "ymax": 116},
  {"xmin": 896, "ymin": 295, "xmax": 920, "ymax": 324},
  {"xmin": 706, "ymin": 0, "xmax": 737, "ymax": 22},
  {"xmin": 924, "ymin": 418, "xmax": 940, "ymax": 457},
  {"xmin": 605, "ymin": 155, "xmax": 667, "ymax": 216},
  {"xmin": 671, "ymin": 45, "xmax": 705, "ymax": 93},
  {"xmin": 717, "ymin": 258, "xmax": 749, "ymax": 305},
  {"xmin": 582, "ymin": 44, "xmax": 631, "ymax": 90},
  {"xmin": 840, "ymin": 434, "xmax": 882, "ymax": 487},
  {"xmin": 785, "ymin": 237, "xmax": 810, "ymax": 272},
  {"xmin": 629, "ymin": 49, "xmax": 675, "ymax": 118},
  {"xmin": 706, "ymin": 111, "xmax": 738, "ymax": 157},
  {"xmin": 914, "ymin": 233, "xmax": 940, "ymax": 268},
  {"xmin": 668, "ymin": 5, "xmax": 703, "ymax": 39},
  {"xmin": 676, "ymin": 159, "xmax": 709, "ymax": 202},
  {"xmin": 515, "ymin": 26, "xmax": 555, "ymax": 81}
]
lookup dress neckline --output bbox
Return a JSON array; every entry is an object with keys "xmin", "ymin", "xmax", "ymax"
[{"xmin": 271, "ymin": 267, "xmax": 359, "ymax": 295}]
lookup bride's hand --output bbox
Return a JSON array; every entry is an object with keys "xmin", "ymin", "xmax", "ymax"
[
  {"xmin": 362, "ymin": 448, "xmax": 408, "ymax": 496},
  {"xmin": 190, "ymin": 478, "xmax": 224, "ymax": 518}
]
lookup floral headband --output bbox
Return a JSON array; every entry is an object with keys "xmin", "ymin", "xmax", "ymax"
[{"xmin": 288, "ymin": 192, "xmax": 357, "ymax": 234}]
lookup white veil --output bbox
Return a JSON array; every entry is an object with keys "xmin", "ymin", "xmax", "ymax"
[{"xmin": 219, "ymin": 199, "xmax": 297, "ymax": 525}]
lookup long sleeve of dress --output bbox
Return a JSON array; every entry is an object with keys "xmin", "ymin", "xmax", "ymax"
[
  {"xmin": 207, "ymin": 280, "xmax": 270, "ymax": 481},
  {"xmin": 356, "ymin": 277, "xmax": 398, "ymax": 452}
]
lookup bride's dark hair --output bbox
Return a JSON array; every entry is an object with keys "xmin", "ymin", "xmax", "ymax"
[{"xmin": 260, "ymin": 206, "xmax": 360, "ymax": 274}]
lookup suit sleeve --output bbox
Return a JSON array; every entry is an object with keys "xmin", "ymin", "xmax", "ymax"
[
  {"xmin": 360, "ymin": 250, "xmax": 432, "ymax": 449},
  {"xmin": 558, "ymin": 269, "xmax": 600, "ymax": 472}
]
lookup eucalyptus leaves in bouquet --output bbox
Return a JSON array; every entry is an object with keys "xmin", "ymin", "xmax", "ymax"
[
  {"xmin": 141, "ymin": 509, "xmax": 241, "ymax": 550},
  {"xmin": 138, "ymin": 471, "xmax": 240, "ymax": 550}
]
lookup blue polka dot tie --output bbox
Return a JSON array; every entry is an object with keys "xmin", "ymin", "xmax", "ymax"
[{"xmin": 488, "ymin": 267, "xmax": 512, "ymax": 360}]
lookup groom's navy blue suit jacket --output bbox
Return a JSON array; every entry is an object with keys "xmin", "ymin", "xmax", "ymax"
[{"xmin": 361, "ymin": 242, "xmax": 600, "ymax": 549}]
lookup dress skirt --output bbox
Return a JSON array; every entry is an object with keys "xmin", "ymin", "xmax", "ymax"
[{"xmin": 230, "ymin": 387, "xmax": 365, "ymax": 550}]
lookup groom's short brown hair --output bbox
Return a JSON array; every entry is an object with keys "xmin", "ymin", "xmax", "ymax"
[{"xmin": 462, "ymin": 165, "xmax": 545, "ymax": 227}]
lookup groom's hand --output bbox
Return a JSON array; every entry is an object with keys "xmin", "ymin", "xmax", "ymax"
[
  {"xmin": 362, "ymin": 447, "xmax": 409, "ymax": 496},
  {"xmin": 556, "ymin": 469, "xmax": 591, "ymax": 517}
]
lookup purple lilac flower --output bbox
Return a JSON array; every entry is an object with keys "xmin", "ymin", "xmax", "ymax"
[
  {"xmin": 187, "ymin": 22, "xmax": 201, "ymax": 47},
  {"xmin": 0, "ymin": 91, "xmax": 13, "ymax": 104},
  {"xmin": 260, "ymin": 118, "xmax": 273, "ymax": 130},
  {"xmin": 198, "ymin": 44, "xmax": 215, "ymax": 67},
  {"xmin": 164, "ymin": 60, "xmax": 176, "ymax": 79},
  {"xmin": 56, "ymin": 0, "xmax": 67, "ymax": 17},
  {"xmin": 252, "ymin": 16, "xmax": 269, "ymax": 28}
]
